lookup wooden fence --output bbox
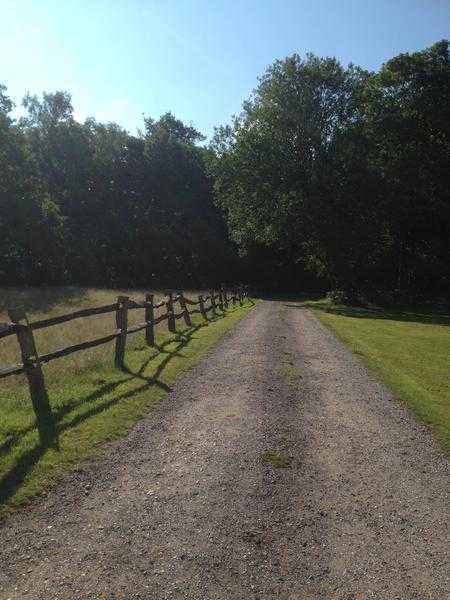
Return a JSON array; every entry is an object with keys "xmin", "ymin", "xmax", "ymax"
[{"xmin": 0, "ymin": 287, "xmax": 248, "ymax": 446}]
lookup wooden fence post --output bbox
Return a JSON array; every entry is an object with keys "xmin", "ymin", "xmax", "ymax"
[
  {"xmin": 167, "ymin": 292, "xmax": 176, "ymax": 333},
  {"xmin": 145, "ymin": 293, "xmax": 154, "ymax": 346},
  {"xmin": 8, "ymin": 308, "xmax": 57, "ymax": 448},
  {"xmin": 179, "ymin": 291, "xmax": 192, "ymax": 327},
  {"xmin": 210, "ymin": 290, "xmax": 217, "ymax": 314},
  {"xmin": 114, "ymin": 296, "xmax": 129, "ymax": 369},
  {"xmin": 199, "ymin": 294, "xmax": 207, "ymax": 319},
  {"xmin": 218, "ymin": 289, "xmax": 224, "ymax": 311}
]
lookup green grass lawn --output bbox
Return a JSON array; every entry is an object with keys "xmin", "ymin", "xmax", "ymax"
[
  {"xmin": 0, "ymin": 299, "xmax": 254, "ymax": 517},
  {"xmin": 306, "ymin": 299, "xmax": 450, "ymax": 455}
]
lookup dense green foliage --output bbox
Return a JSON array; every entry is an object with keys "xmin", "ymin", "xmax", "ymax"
[
  {"xmin": 1, "ymin": 40, "xmax": 449, "ymax": 298},
  {"xmin": 0, "ymin": 92, "xmax": 239, "ymax": 287},
  {"xmin": 210, "ymin": 40, "xmax": 450, "ymax": 302}
]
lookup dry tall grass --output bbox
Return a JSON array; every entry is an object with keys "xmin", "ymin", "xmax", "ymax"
[{"xmin": 0, "ymin": 287, "xmax": 200, "ymax": 387}]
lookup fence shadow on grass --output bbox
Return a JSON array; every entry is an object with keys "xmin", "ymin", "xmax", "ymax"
[{"xmin": 0, "ymin": 305, "xmax": 239, "ymax": 507}]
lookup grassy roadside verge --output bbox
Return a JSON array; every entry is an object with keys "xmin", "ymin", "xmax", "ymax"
[
  {"xmin": 306, "ymin": 299, "xmax": 450, "ymax": 455},
  {"xmin": 0, "ymin": 301, "xmax": 254, "ymax": 517}
]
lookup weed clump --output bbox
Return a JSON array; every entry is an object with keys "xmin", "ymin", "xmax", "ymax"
[{"xmin": 261, "ymin": 450, "xmax": 291, "ymax": 468}]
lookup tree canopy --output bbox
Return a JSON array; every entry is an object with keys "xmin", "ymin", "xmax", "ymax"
[
  {"xmin": 209, "ymin": 40, "xmax": 450, "ymax": 302},
  {"xmin": 0, "ymin": 92, "xmax": 239, "ymax": 288}
]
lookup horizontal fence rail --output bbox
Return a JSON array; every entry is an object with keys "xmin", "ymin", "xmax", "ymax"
[
  {"xmin": 0, "ymin": 287, "xmax": 249, "ymax": 446},
  {"xmin": 30, "ymin": 303, "xmax": 119, "ymax": 331}
]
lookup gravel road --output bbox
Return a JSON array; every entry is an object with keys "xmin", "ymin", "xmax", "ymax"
[{"xmin": 0, "ymin": 301, "xmax": 448, "ymax": 599}]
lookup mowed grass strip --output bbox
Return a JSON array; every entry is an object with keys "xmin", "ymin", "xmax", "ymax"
[
  {"xmin": 0, "ymin": 287, "xmax": 254, "ymax": 516},
  {"xmin": 306, "ymin": 300, "xmax": 450, "ymax": 454}
]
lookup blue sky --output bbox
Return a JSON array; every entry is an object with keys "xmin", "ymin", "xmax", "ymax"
[{"xmin": 1, "ymin": 0, "xmax": 449, "ymax": 139}]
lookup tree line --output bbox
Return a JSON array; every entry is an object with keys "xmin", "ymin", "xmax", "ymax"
[
  {"xmin": 0, "ymin": 93, "xmax": 240, "ymax": 288},
  {"xmin": 1, "ymin": 40, "xmax": 449, "ymax": 302}
]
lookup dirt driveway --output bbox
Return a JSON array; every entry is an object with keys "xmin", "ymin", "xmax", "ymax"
[{"xmin": 0, "ymin": 301, "xmax": 448, "ymax": 599}]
